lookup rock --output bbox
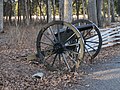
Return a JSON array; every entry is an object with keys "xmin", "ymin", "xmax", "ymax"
[
  {"xmin": 32, "ymin": 72, "xmax": 44, "ymax": 78},
  {"xmin": 85, "ymin": 84, "xmax": 90, "ymax": 87},
  {"xmin": 26, "ymin": 54, "xmax": 37, "ymax": 61}
]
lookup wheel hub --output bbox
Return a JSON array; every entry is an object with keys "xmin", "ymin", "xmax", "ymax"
[{"xmin": 53, "ymin": 43, "xmax": 64, "ymax": 54}]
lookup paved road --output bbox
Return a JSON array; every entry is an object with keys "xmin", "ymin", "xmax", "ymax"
[{"xmin": 75, "ymin": 55, "xmax": 120, "ymax": 90}]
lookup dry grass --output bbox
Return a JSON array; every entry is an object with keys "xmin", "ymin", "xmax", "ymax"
[{"xmin": 2, "ymin": 24, "xmax": 44, "ymax": 51}]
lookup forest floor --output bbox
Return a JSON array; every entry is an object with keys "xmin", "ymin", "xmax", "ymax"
[{"xmin": 0, "ymin": 25, "xmax": 120, "ymax": 90}]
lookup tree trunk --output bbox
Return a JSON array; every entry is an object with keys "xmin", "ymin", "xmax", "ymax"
[
  {"xmin": 59, "ymin": 0, "xmax": 64, "ymax": 20},
  {"xmin": 29, "ymin": 0, "xmax": 32, "ymax": 21},
  {"xmin": 108, "ymin": 0, "xmax": 111, "ymax": 25},
  {"xmin": 82, "ymin": 0, "xmax": 86, "ymax": 19},
  {"xmin": 18, "ymin": 0, "xmax": 20, "ymax": 24},
  {"xmin": 103, "ymin": 0, "xmax": 106, "ymax": 23},
  {"xmin": 8, "ymin": 1, "xmax": 12, "ymax": 24},
  {"xmin": 52, "ymin": 0, "xmax": 56, "ymax": 21},
  {"xmin": 96, "ymin": 0, "xmax": 103, "ymax": 27},
  {"xmin": 37, "ymin": 0, "xmax": 45, "ymax": 21},
  {"xmin": 75, "ymin": 0, "xmax": 80, "ymax": 20},
  {"xmin": 111, "ymin": 0, "xmax": 115, "ymax": 22},
  {"xmin": 0, "ymin": 0, "xmax": 3, "ymax": 32},
  {"xmin": 46, "ymin": 0, "xmax": 52, "ymax": 23},
  {"xmin": 38, "ymin": 0, "xmax": 42, "ymax": 20},
  {"xmin": 21, "ymin": 0, "xmax": 26, "ymax": 24},
  {"xmin": 25, "ymin": 0, "xmax": 30, "ymax": 25},
  {"xmin": 88, "ymin": 0, "xmax": 98, "ymax": 25},
  {"xmin": 117, "ymin": 0, "xmax": 120, "ymax": 16},
  {"xmin": 64, "ymin": 0, "xmax": 72, "ymax": 22}
]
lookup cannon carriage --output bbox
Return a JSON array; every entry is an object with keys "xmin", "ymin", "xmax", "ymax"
[{"xmin": 36, "ymin": 19, "xmax": 102, "ymax": 71}]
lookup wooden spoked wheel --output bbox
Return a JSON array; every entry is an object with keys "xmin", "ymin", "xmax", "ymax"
[
  {"xmin": 72, "ymin": 19, "xmax": 102, "ymax": 63},
  {"xmin": 36, "ymin": 21, "xmax": 84, "ymax": 71}
]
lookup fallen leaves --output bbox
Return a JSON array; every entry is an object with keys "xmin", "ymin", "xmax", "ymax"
[
  {"xmin": 0, "ymin": 34, "xmax": 120, "ymax": 89},
  {"xmin": 0, "ymin": 48, "xmax": 86, "ymax": 90}
]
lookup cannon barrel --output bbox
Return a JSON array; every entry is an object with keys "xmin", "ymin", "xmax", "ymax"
[
  {"xmin": 55, "ymin": 24, "xmax": 94, "ymax": 42},
  {"xmin": 75, "ymin": 24, "xmax": 94, "ymax": 31}
]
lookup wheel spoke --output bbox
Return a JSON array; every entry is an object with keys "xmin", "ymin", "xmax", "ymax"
[
  {"xmin": 85, "ymin": 46, "xmax": 92, "ymax": 57},
  {"xmin": 65, "ymin": 48, "xmax": 79, "ymax": 55},
  {"xmin": 39, "ymin": 41, "xmax": 53, "ymax": 46},
  {"xmin": 86, "ymin": 41, "xmax": 99, "ymax": 44},
  {"xmin": 58, "ymin": 54, "xmax": 62, "ymax": 68},
  {"xmin": 64, "ymin": 33, "xmax": 75, "ymax": 44},
  {"xmin": 51, "ymin": 54, "xmax": 58, "ymax": 67},
  {"xmin": 62, "ymin": 53, "xmax": 71, "ymax": 71},
  {"xmin": 41, "ymin": 48, "xmax": 54, "ymax": 57},
  {"xmin": 65, "ymin": 43, "xmax": 79, "ymax": 47},
  {"xmin": 48, "ymin": 27, "xmax": 58, "ymax": 42},
  {"xmin": 66, "ymin": 51, "xmax": 77, "ymax": 64},
  {"xmin": 82, "ymin": 31, "xmax": 85, "ymax": 36},
  {"xmin": 84, "ymin": 29, "xmax": 92, "ymax": 38},
  {"xmin": 43, "ymin": 53, "xmax": 55, "ymax": 65},
  {"xmin": 57, "ymin": 25, "xmax": 61, "ymax": 42},
  {"xmin": 85, "ymin": 34, "xmax": 98, "ymax": 40},
  {"xmin": 44, "ymin": 33, "xmax": 55, "ymax": 44},
  {"xmin": 85, "ymin": 43, "xmax": 97, "ymax": 51}
]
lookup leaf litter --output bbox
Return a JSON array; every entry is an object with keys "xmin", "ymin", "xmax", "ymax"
[{"xmin": 1, "ymin": 26, "xmax": 120, "ymax": 89}]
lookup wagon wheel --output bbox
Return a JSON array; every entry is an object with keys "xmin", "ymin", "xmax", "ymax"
[
  {"xmin": 72, "ymin": 19, "xmax": 102, "ymax": 63},
  {"xmin": 36, "ymin": 21, "xmax": 84, "ymax": 72}
]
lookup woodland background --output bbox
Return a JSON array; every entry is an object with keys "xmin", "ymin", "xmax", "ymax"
[
  {"xmin": 0, "ymin": 0, "xmax": 120, "ymax": 49},
  {"xmin": 0, "ymin": 0, "xmax": 120, "ymax": 29},
  {"xmin": 0, "ymin": 0, "xmax": 120, "ymax": 89}
]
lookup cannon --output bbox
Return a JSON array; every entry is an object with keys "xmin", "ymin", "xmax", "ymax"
[{"xmin": 36, "ymin": 19, "xmax": 102, "ymax": 71}]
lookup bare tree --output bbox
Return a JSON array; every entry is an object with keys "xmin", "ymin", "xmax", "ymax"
[
  {"xmin": 117, "ymin": 0, "xmax": 120, "ymax": 16},
  {"xmin": 102, "ymin": 0, "xmax": 108, "ymax": 25},
  {"xmin": 111, "ymin": 0, "xmax": 115, "ymax": 22},
  {"xmin": 46, "ymin": 0, "xmax": 52, "ymax": 22},
  {"xmin": 108, "ymin": 0, "xmax": 111, "ymax": 25},
  {"xmin": 18, "ymin": 0, "xmax": 21, "ymax": 24},
  {"xmin": 0, "ymin": 0, "xmax": 3, "ymax": 32},
  {"xmin": 59, "ymin": 0, "xmax": 64, "ymax": 20},
  {"xmin": 96, "ymin": 0, "xmax": 103, "ymax": 27},
  {"xmin": 82, "ymin": 0, "xmax": 86, "ymax": 19},
  {"xmin": 37, "ymin": 0, "xmax": 45, "ymax": 21},
  {"xmin": 25, "ymin": 0, "xmax": 30, "ymax": 25},
  {"xmin": 75, "ymin": 0, "xmax": 80, "ymax": 19},
  {"xmin": 52, "ymin": 0, "xmax": 56, "ymax": 21},
  {"xmin": 64, "ymin": 0, "xmax": 72, "ymax": 22},
  {"xmin": 88, "ymin": 0, "xmax": 98, "ymax": 25}
]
